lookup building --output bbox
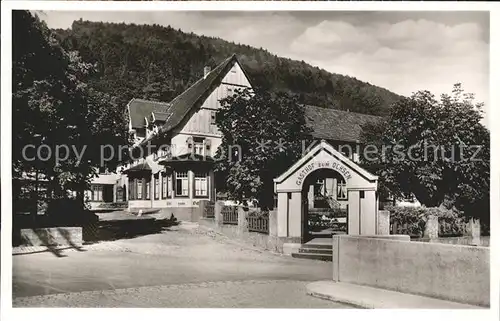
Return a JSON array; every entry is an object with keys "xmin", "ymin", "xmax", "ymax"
[{"xmin": 88, "ymin": 54, "xmax": 388, "ymax": 217}]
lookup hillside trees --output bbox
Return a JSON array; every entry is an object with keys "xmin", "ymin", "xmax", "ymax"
[
  {"xmin": 360, "ymin": 84, "xmax": 489, "ymax": 222},
  {"xmin": 53, "ymin": 20, "xmax": 402, "ymax": 115}
]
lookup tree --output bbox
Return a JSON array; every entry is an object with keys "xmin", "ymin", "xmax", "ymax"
[
  {"xmin": 360, "ymin": 84, "xmax": 489, "ymax": 221},
  {"xmin": 214, "ymin": 88, "xmax": 312, "ymax": 209},
  {"xmin": 12, "ymin": 11, "xmax": 129, "ymax": 216}
]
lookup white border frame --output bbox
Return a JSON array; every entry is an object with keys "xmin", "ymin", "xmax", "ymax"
[{"xmin": 1, "ymin": 2, "xmax": 499, "ymax": 321}]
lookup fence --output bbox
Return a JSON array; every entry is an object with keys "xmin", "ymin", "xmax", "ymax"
[
  {"xmin": 390, "ymin": 222, "xmax": 420, "ymax": 238},
  {"xmin": 203, "ymin": 201, "xmax": 215, "ymax": 218},
  {"xmin": 222, "ymin": 205, "xmax": 238, "ymax": 225},
  {"xmin": 247, "ymin": 211, "xmax": 269, "ymax": 234},
  {"xmin": 439, "ymin": 219, "xmax": 467, "ymax": 237}
]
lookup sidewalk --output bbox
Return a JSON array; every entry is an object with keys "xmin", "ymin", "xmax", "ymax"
[{"xmin": 306, "ymin": 281, "xmax": 486, "ymax": 309}]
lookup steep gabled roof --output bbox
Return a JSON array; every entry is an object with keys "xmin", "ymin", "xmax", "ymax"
[
  {"xmin": 304, "ymin": 105, "xmax": 382, "ymax": 143},
  {"xmin": 158, "ymin": 54, "xmax": 238, "ymax": 134},
  {"xmin": 129, "ymin": 54, "xmax": 242, "ymax": 146},
  {"xmin": 128, "ymin": 99, "xmax": 172, "ymax": 129}
]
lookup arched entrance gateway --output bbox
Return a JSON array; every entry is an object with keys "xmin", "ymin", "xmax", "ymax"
[{"xmin": 274, "ymin": 141, "xmax": 379, "ymax": 253}]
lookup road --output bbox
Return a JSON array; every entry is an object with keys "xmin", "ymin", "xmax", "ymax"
[{"xmin": 13, "ymin": 222, "xmax": 350, "ymax": 308}]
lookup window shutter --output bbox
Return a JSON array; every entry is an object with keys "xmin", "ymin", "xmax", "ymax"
[{"xmin": 205, "ymin": 138, "xmax": 212, "ymax": 156}]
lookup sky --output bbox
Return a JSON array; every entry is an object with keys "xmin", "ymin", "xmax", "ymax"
[{"xmin": 38, "ymin": 10, "xmax": 490, "ymax": 126}]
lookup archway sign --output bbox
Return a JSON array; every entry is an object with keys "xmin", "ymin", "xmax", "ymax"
[{"xmin": 274, "ymin": 140, "xmax": 379, "ymax": 247}]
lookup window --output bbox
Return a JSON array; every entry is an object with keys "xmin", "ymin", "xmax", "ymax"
[
  {"xmin": 175, "ymin": 171, "xmax": 189, "ymax": 197},
  {"xmin": 145, "ymin": 178, "xmax": 150, "ymax": 200},
  {"xmin": 154, "ymin": 175, "xmax": 159, "ymax": 200},
  {"xmin": 210, "ymin": 111, "xmax": 216, "ymax": 125},
  {"xmin": 194, "ymin": 142, "xmax": 204, "ymax": 155},
  {"xmin": 194, "ymin": 172, "xmax": 209, "ymax": 197},
  {"xmin": 337, "ymin": 180, "xmax": 347, "ymax": 200},
  {"xmin": 91, "ymin": 185, "xmax": 103, "ymax": 201},
  {"xmin": 315, "ymin": 179, "xmax": 326, "ymax": 196},
  {"xmin": 137, "ymin": 180, "xmax": 142, "ymax": 199},
  {"xmin": 193, "ymin": 137, "xmax": 204, "ymax": 155},
  {"xmin": 128, "ymin": 180, "xmax": 135, "ymax": 200},
  {"xmin": 360, "ymin": 191, "xmax": 365, "ymax": 199},
  {"xmin": 162, "ymin": 174, "xmax": 170, "ymax": 199},
  {"xmin": 158, "ymin": 147, "xmax": 169, "ymax": 158}
]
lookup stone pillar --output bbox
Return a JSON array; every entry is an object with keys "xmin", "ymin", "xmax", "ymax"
[
  {"xmin": 277, "ymin": 192, "xmax": 288, "ymax": 237},
  {"xmin": 348, "ymin": 190, "xmax": 360, "ymax": 235},
  {"xmin": 237, "ymin": 206, "xmax": 248, "ymax": 235},
  {"xmin": 377, "ymin": 210, "xmax": 390, "ymax": 235},
  {"xmin": 214, "ymin": 201, "xmax": 223, "ymax": 226},
  {"xmin": 288, "ymin": 192, "xmax": 302, "ymax": 239},
  {"xmin": 196, "ymin": 200, "xmax": 208, "ymax": 221},
  {"xmin": 424, "ymin": 215, "xmax": 438, "ymax": 239},
  {"xmin": 360, "ymin": 190, "xmax": 376, "ymax": 235},
  {"xmin": 269, "ymin": 210, "xmax": 278, "ymax": 237},
  {"xmin": 467, "ymin": 218, "xmax": 481, "ymax": 246},
  {"xmin": 332, "ymin": 235, "xmax": 340, "ymax": 282}
]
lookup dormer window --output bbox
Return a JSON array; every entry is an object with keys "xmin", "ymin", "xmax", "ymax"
[{"xmin": 193, "ymin": 137, "xmax": 204, "ymax": 155}]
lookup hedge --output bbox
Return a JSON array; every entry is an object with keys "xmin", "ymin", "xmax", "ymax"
[{"xmin": 386, "ymin": 206, "xmax": 466, "ymax": 237}]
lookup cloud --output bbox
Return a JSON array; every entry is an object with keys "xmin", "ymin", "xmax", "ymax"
[{"xmin": 288, "ymin": 17, "xmax": 489, "ymax": 125}]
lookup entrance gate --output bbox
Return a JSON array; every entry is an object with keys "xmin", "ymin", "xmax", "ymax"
[{"xmin": 274, "ymin": 141, "xmax": 379, "ymax": 249}]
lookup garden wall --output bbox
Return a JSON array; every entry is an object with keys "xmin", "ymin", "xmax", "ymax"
[
  {"xmin": 18, "ymin": 227, "xmax": 83, "ymax": 247},
  {"xmin": 413, "ymin": 236, "xmax": 490, "ymax": 247},
  {"xmin": 332, "ymin": 235, "xmax": 490, "ymax": 307}
]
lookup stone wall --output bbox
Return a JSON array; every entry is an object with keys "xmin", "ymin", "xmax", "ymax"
[
  {"xmin": 332, "ymin": 235, "xmax": 490, "ymax": 307},
  {"xmin": 414, "ymin": 236, "xmax": 490, "ymax": 247},
  {"xmin": 19, "ymin": 227, "xmax": 83, "ymax": 247}
]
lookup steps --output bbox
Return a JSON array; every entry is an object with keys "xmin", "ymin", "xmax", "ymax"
[{"xmin": 291, "ymin": 242, "xmax": 333, "ymax": 262}]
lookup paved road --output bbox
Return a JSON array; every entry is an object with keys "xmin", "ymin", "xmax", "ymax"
[{"xmin": 13, "ymin": 222, "xmax": 350, "ymax": 308}]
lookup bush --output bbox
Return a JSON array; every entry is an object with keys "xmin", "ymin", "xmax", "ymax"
[{"xmin": 386, "ymin": 206, "xmax": 464, "ymax": 237}]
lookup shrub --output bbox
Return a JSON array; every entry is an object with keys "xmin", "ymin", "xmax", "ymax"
[{"xmin": 386, "ymin": 206, "xmax": 464, "ymax": 237}]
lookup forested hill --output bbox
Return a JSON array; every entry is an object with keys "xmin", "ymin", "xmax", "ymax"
[{"xmin": 54, "ymin": 20, "xmax": 403, "ymax": 116}]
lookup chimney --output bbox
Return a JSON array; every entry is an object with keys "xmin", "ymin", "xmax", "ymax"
[{"xmin": 204, "ymin": 66, "xmax": 211, "ymax": 78}]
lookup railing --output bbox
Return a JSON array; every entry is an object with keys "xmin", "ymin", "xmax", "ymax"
[
  {"xmin": 439, "ymin": 219, "xmax": 467, "ymax": 237},
  {"xmin": 390, "ymin": 219, "xmax": 468, "ymax": 238},
  {"xmin": 203, "ymin": 201, "xmax": 215, "ymax": 218},
  {"xmin": 247, "ymin": 211, "xmax": 269, "ymax": 234},
  {"xmin": 222, "ymin": 205, "xmax": 238, "ymax": 225}
]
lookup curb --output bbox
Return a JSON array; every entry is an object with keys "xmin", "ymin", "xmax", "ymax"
[
  {"xmin": 306, "ymin": 281, "xmax": 485, "ymax": 309},
  {"xmin": 306, "ymin": 288, "xmax": 368, "ymax": 309},
  {"xmin": 12, "ymin": 245, "xmax": 85, "ymax": 255}
]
